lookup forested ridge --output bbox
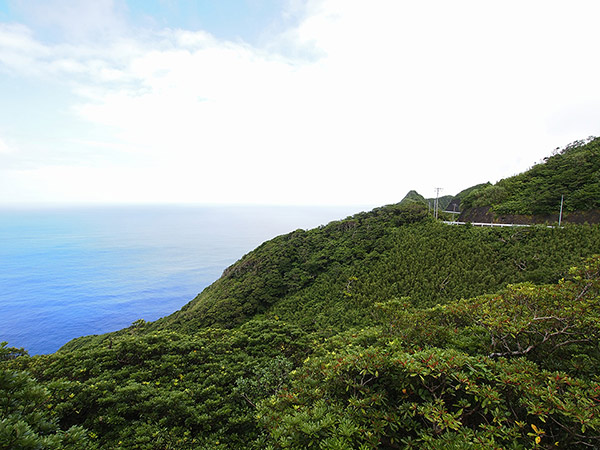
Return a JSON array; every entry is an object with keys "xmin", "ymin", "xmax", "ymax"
[
  {"xmin": 3, "ymin": 141, "xmax": 600, "ymax": 449},
  {"xmin": 458, "ymin": 136, "xmax": 600, "ymax": 217}
]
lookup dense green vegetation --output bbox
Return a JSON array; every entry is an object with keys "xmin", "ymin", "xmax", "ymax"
[
  {"xmin": 0, "ymin": 344, "xmax": 92, "ymax": 449},
  {"xmin": 260, "ymin": 258, "xmax": 600, "ymax": 447},
  {"xmin": 460, "ymin": 137, "xmax": 600, "ymax": 215},
  {"xmin": 2, "ymin": 140, "xmax": 600, "ymax": 449}
]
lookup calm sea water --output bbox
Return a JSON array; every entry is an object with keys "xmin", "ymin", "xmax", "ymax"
[{"xmin": 0, "ymin": 204, "xmax": 365, "ymax": 354}]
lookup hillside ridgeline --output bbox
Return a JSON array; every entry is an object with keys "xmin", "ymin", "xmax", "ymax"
[
  {"xmin": 402, "ymin": 137, "xmax": 600, "ymax": 224},
  {"xmin": 458, "ymin": 137, "xmax": 600, "ymax": 223}
]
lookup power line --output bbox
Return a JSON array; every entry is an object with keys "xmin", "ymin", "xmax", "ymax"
[
  {"xmin": 434, "ymin": 187, "xmax": 442, "ymax": 220},
  {"xmin": 559, "ymin": 195, "xmax": 564, "ymax": 227}
]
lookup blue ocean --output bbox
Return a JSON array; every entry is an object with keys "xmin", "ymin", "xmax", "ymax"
[{"xmin": 0, "ymin": 204, "xmax": 364, "ymax": 354}]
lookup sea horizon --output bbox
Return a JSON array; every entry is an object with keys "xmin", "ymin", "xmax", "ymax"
[{"xmin": 0, "ymin": 203, "xmax": 372, "ymax": 354}]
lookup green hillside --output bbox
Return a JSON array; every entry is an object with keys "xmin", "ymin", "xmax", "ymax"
[
  {"xmin": 461, "ymin": 136, "xmax": 600, "ymax": 215},
  {"xmin": 399, "ymin": 190, "xmax": 426, "ymax": 205},
  {"xmin": 2, "ymin": 140, "xmax": 600, "ymax": 449}
]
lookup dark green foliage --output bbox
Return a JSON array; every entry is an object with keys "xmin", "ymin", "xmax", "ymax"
[
  {"xmin": 462, "ymin": 137, "xmax": 600, "ymax": 215},
  {"xmin": 7, "ymin": 320, "xmax": 310, "ymax": 449},
  {"xmin": 452, "ymin": 182, "xmax": 491, "ymax": 209},
  {"xmin": 260, "ymin": 258, "xmax": 600, "ymax": 449},
  {"xmin": 0, "ymin": 343, "xmax": 93, "ymax": 450},
  {"xmin": 261, "ymin": 341, "xmax": 600, "ymax": 449}
]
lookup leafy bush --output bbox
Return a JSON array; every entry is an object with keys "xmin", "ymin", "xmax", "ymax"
[{"xmin": 0, "ymin": 343, "xmax": 94, "ymax": 450}]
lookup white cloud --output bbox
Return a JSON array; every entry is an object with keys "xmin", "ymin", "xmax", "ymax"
[
  {"xmin": 8, "ymin": 0, "xmax": 128, "ymax": 41},
  {"xmin": 0, "ymin": 23, "xmax": 50, "ymax": 75},
  {"xmin": 0, "ymin": 137, "xmax": 16, "ymax": 154},
  {"xmin": 1, "ymin": 0, "xmax": 600, "ymax": 205}
]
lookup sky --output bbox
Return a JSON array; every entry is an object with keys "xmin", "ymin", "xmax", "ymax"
[{"xmin": 0, "ymin": 0, "xmax": 599, "ymax": 206}]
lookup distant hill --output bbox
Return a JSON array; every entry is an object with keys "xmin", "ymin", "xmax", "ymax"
[
  {"xmin": 400, "ymin": 190, "xmax": 453, "ymax": 212},
  {"xmin": 446, "ymin": 182, "xmax": 490, "ymax": 212},
  {"xmin": 399, "ymin": 190, "xmax": 426, "ymax": 204}
]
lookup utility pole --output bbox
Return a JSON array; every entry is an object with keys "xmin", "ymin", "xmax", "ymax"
[
  {"xmin": 558, "ymin": 195, "xmax": 564, "ymax": 227},
  {"xmin": 434, "ymin": 187, "xmax": 442, "ymax": 220}
]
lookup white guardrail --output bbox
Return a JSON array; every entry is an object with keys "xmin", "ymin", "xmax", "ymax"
[
  {"xmin": 442, "ymin": 221, "xmax": 530, "ymax": 228},
  {"xmin": 442, "ymin": 221, "xmax": 558, "ymax": 228}
]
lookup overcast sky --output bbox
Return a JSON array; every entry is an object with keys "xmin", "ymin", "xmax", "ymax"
[{"xmin": 1, "ymin": 0, "xmax": 599, "ymax": 206}]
